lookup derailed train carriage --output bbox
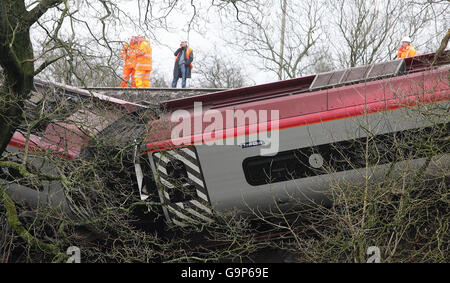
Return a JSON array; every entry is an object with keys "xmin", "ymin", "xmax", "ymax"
[
  {"xmin": 1, "ymin": 51, "xmax": 449, "ymax": 229},
  {"xmin": 1, "ymin": 80, "xmax": 147, "ymax": 211},
  {"xmin": 135, "ymin": 51, "xmax": 449, "ymax": 227}
]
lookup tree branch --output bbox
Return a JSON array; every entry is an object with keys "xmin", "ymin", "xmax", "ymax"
[
  {"xmin": 431, "ymin": 29, "xmax": 450, "ymax": 66},
  {"xmin": 26, "ymin": 0, "xmax": 64, "ymax": 26},
  {"xmin": 0, "ymin": 160, "xmax": 62, "ymax": 182},
  {"xmin": 0, "ymin": 185, "xmax": 67, "ymax": 262},
  {"xmin": 33, "ymin": 53, "xmax": 66, "ymax": 76}
]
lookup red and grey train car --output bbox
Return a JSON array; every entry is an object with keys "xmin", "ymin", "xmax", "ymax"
[
  {"xmin": 136, "ymin": 51, "xmax": 449, "ymax": 227},
  {"xmin": 1, "ymin": 80, "xmax": 145, "ymax": 210},
  {"xmin": 1, "ymin": 52, "xmax": 448, "ymax": 227}
]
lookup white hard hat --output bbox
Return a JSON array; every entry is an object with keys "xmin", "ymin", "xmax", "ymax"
[{"xmin": 401, "ymin": 36, "xmax": 412, "ymax": 43}]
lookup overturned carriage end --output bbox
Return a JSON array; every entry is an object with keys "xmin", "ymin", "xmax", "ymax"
[
  {"xmin": 140, "ymin": 51, "xmax": 449, "ymax": 227},
  {"xmin": 2, "ymin": 81, "xmax": 149, "ymax": 215}
]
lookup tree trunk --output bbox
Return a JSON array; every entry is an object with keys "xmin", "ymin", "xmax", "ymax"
[
  {"xmin": 0, "ymin": 0, "xmax": 35, "ymax": 155},
  {"xmin": 431, "ymin": 29, "xmax": 450, "ymax": 66},
  {"xmin": 278, "ymin": 0, "xmax": 287, "ymax": 80}
]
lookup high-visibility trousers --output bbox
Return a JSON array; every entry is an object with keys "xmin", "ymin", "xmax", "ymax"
[
  {"xmin": 120, "ymin": 64, "xmax": 136, "ymax": 88},
  {"xmin": 135, "ymin": 70, "xmax": 151, "ymax": 88}
]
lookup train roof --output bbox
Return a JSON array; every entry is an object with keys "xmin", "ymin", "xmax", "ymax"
[
  {"xmin": 161, "ymin": 50, "xmax": 450, "ymax": 112},
  {"xmin": 144, "ymin": 50, "xmax": 449, "ymax": 150},
  {"xmin": 33, "ymin": 79, "xmax": 146, "ymax": 112},
  {"xmin": 10, "ymin": 80, "xmax": 148, "ymax": 159}
]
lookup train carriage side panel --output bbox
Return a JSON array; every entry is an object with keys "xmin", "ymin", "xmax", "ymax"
[
  {"xmin": 144, "ymin": 64, "xmax": 449, "ymax": 224},
  {"xmin": 195, "ymin": 99, "xmax": 449, "ymax": 214}
]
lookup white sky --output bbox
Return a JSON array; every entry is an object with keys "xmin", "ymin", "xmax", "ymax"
[
  {"xmin": 28, "ymin": 0, "xmax": 274, "ymax": 86},
  {"xmin": 28, "ymin": 0, "xmax": 448, "ymax": 87},
  {"xmin": 114, "ymin": 1, "xmax": 273, "ymax": 85}
]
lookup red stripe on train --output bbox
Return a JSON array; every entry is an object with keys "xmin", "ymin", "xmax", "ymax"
[{"xmin": 143, "ymin": 90, "xmax": 449, "ymax": 153}]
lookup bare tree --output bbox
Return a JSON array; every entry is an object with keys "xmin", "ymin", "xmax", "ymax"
[
  {"xmin": 195, "ymin": 52, "xmax": 250, "ymax": 88},
  {"xmin": 0, "ymin": 0, "xmax": 257, "ymax": 157},
  {"xmin": 1, "ymin": 0, "xmax": 448, "ymax": 263},
  {"xmin": 223, "ymin": 0, "xmax": 325, "ymax": 80},
  {"xmin": 328, "ymin": 0, "xmax": 449, "ymax": 67},
  {"xmin": 150, "ymin": 69, "xmax": 170, "ymax": 88},
  {"xmin": 0, "ymin": 0, "xmax": 275, "ymax": 263},
  {"xmin": 38, "ymin": 39, "xmax": 122, "ymax": 87},
  {"xmin": 432, "ymin": 28, "xmax": 450, "ymax": 65}
]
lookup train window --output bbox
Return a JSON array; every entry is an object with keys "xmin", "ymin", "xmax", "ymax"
[
  {"xmin": 243, "ymin": 148, "xmax": 328, "ymax": 186},
  {"xmin": 243, "ymin": 122, "xmax": 447, "ymax": 186},
  {"xmin": 243, "ymin": 140, "xmax": 372, "ymax": 186}
]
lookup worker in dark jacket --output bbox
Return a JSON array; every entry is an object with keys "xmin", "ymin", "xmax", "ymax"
[{"xmin": 171, "ymin": 41, "xmax": 193, "ymax": 88}]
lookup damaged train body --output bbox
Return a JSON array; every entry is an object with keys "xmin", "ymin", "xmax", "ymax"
[
  {"xmin": 1, "ymin": 52, "xmax": 449, "ymax": 229},
  {"xmin": 136, "ymin": 51, "xmax": 449, "ymax": 227},
  {"xmin": 1, "ymin": 80, "xmax": 146, "ymax": 211}
]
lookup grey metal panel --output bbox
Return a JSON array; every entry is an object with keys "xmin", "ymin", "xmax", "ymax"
[
  {"xmin": 309, "ymin": 71, "xmax": 334, "ymax": 90},
  {"xmin": 367, "ymin": 59, "xmax": 405, "ymax": 80},
  {"xmin": 195, "ymin": 100, "xmax": 449, "ymax": 214},
  {"xmin": 328, "ymin": 69, "xmax": 348, "ymax": 85},
  {"xmin": 309, "ymin": 69, "xmax": 348, "ymax": 90},
  {"xmin": 309, "ymin": 59, "xmax": 406, "ymax": 91},
  {"xmin": 341, "ymin": 65, "xmax": 372, "ymax": 84}
]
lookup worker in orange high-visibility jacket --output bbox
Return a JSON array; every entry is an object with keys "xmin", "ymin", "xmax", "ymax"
[
  {"xmin": 397, "ymin": 36, "xmax": 417, "ymax": 59},
  {"xmin": 120, "ymin": 36, "xmax": 139, "ymax": 88},
  {"xmin": 135, "ymin": 37, "xmax": 152, "ymax": 88}
]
